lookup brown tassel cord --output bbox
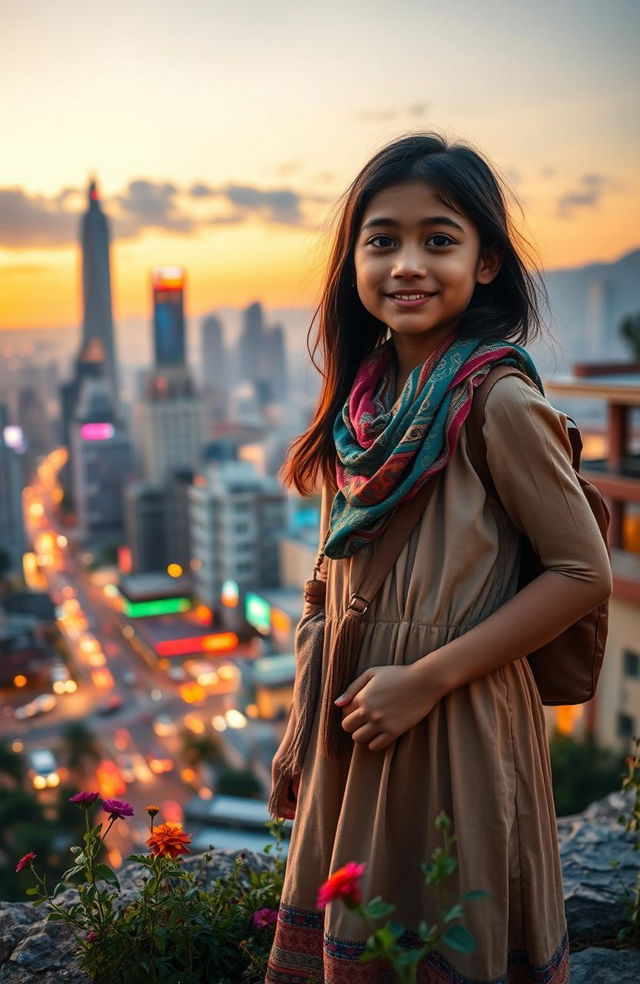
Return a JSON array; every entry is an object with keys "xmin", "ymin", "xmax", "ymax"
[
  {"xmin": 268, "ymin": 571, "xmax": 327, "ymax": 818},
  {"xmin": 320, "ymin": 601, "xmax": 366, "ymax": 758}
]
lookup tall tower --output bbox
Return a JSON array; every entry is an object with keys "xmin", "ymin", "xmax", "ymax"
[
  {"xmin": 152, "ymin": 267, "xmax": 186, "ymax": 367},
  {"xmin": 81, "ymin": 178, "xmax": 118, "ymax": 400}
]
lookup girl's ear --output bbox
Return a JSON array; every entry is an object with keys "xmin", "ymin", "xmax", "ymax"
[{"xmin": 476, "ymin": 247, "xmax": 502, "ymax": 286}]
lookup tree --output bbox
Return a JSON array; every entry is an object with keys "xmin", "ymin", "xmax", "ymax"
[
  {"xmin": 0, "ymin": 740, "xmax": 24, "ymax": 786},
  {"xmin": 619, "ymin": 312, "xmax": 640, "ymax": 360},
  {"xmin": 549, "ymin": 731, "xmax": 626, "ymax": 817},
  {"xmin": 180, "ymin": 730, "xmax": 225, "ymax": 770},
  {"xmin": 60, "ymin": 721, "xmax": 102, "ymax": 779}
]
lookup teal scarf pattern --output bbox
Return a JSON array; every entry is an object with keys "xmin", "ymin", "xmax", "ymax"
[{"xmin": 324, "ymin": 332, "xmax": 543, "ymax": 559}]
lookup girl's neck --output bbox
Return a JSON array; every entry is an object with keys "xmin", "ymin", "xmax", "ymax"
[{"xmin": 391, "ymin": 325, "xmax": 456, "ymax": 401}]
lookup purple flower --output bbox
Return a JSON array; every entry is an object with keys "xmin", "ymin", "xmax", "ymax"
[
  {"xmin": 69, "ymin": 791, "xmax": 101, "ymax": 806},
  {"xmin": 252, "ymin": 908, "xmax": 278, "ymax": 929},
  {"xmin": 102, "ymin": 798, "xmax": 134, "ymax": 819}
]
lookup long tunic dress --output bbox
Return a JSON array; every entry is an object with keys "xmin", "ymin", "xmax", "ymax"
[{"xmin": 265, "ymin": 374, "xmax": 611, "ymax": 984}]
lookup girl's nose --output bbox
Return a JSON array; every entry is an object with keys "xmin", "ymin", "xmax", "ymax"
[{"xmin": 391, "ymin": 249, "xmax": 428, "ymax": 279}]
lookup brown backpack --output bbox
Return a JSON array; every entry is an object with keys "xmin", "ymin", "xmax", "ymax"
[{"xmin": 466, "ymin": 365, "xmax": 610, "ymax": 706}]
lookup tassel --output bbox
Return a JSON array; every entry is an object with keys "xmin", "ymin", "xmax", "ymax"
[
  {"xmin": 320, "ymin": 605, "xmax": 365, "ymax": 758},
  {"xmin": 268, "ymin": 578, "xmax": 326, "ymax": 819}
]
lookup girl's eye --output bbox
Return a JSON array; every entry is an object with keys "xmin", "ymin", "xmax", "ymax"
[
  {"xmin": 427, "ymin": 234, "xmax": 454, "ymax": 248},
  {"xmin": 367, "ymin": 234, "xmax": 395, "ymax": 248}
]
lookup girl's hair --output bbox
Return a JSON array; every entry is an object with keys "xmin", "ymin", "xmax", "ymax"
[{"xmin": 282, "ymin": 132, "xmax": 548, "ymax": 496}]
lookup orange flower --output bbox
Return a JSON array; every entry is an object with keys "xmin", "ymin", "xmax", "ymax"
[
  {"xmin": 317, "ymin": 861, "xmax": 365, "ymax": 910},
  {"xmin": 146, "ymin": 821, "xmax": 191, "ymax": 859}
]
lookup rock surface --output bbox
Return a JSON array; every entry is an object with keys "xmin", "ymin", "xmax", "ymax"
[{"xmin": 0, "ymin": 797, "xmax": 638, "ymax": 982}]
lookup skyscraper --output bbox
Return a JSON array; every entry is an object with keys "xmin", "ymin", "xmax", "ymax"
[
  {"xmin": 152, "ymin": 267, "xmax": 186, "ymax": 367},
  {"xmin": 201, "ymin": 313, "xmax": 228, "ymax": 420},
  {"xmin": 81, "ymin": 178, "xmax": 118, "ymax": 400}
]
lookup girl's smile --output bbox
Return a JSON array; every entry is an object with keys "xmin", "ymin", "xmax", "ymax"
[{"xmin": 354, "ymin": 180, "xmax": 501, "ymax": 364}]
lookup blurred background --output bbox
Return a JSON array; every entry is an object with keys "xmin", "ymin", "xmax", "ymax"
[{"xmin": 1, "ymin": 0, "xmax": 639, "ymax": 900}]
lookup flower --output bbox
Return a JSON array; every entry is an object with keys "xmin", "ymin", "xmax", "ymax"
[
  {"xmin": 16, "ymin": 852, "xmax": 37, "ymax": 873},
  {"xmin": 146, "ymin": 805, "xmax": 160, "ymax": 817},
  {"xmin": 102, "ymin": 798, "xmax": 134, "ymax": 819},
  {"xmin": 69, "ymin": 791, "xmax": 101, "ymax": 806},
  {"xmin": 86, "ymin": 930, "xmax": 98, "ymax": 942},
  {"xmin": 252, "ymin": 908, "xmax": 278, "ymax": 928},
  {"xmin": 317, "ymin": 862, "xmax": 366, "ymax": 910},
  {"xmin": 146, "ymin": 822, "xmax": 191, "ymax": 858}
]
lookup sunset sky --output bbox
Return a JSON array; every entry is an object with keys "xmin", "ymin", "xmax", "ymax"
[{"xmin": 2, "ymin": 0, "xmax": 639, "ymax": 333}]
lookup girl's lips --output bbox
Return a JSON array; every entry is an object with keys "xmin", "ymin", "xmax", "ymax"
[{"xmin": 385, "ymin": 292, "xmax": 437, "ymax": 309}]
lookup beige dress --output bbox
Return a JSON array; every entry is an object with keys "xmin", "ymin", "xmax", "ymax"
[{"xmin": 266, "ymin": 374, "xmax": 611, "ymax": 984}]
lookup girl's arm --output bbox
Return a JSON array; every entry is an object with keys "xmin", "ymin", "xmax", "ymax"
[
  {"xmin": 338, "ymin": 376, "xmax": 612, "ymax": 747},
  {"xmin": 413, "ymin": 374, "xmax": 612, "ymax": 698}
]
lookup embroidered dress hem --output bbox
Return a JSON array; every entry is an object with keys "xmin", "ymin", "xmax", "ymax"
[{"xmin": 265, "ymin": 903, "xmax": 569, "ymax": 984}]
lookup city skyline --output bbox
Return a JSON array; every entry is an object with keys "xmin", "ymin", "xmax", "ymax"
[{"xmin": 1, "ymin": 0, "xmax": 639, "ymax": 332}]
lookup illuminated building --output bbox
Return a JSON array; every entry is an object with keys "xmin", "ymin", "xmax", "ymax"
[
  {"xmin": 70, "ymin": 369, "xmax": 132, "ymax": 545},
  {"xmin": 546, "ymin": 362, "xmax": 640, "ymax": 749},
  {"xmin": 0, "ymin": 404, "xmax": 26, "ymax": 573},
  {"xmin": 123, "ymin": 482, "xmax": 167, "ymax": 573},
  {"xmin": 152, "ymin": 267, "xmax": 186, "ymax": 368},
  {"xmin": 133, "ymin": 268, "xmax": 204, "ymax": 484},
  {"xmin": 189, "ymin": 459, "xmax": 287, "ymax": 615}
]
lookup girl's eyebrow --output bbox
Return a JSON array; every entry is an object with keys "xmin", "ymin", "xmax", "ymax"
[{"xmin": 361, "ymin": 215, "xmax": 465, "ymax": 233}]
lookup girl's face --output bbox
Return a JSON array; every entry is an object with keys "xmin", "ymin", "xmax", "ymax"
[{"xmin": 354, "ymin": 180, "xmax": 500, "ymax": 350}]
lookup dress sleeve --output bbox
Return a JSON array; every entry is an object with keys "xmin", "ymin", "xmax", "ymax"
[{"xmin": 482, "ymin": 374, "xmax": 611, "ymax": 589}]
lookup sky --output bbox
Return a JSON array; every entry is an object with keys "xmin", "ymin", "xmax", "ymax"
[{"xmin": 1, "ymin": 0, "xmax": 639, "ymax": 333}]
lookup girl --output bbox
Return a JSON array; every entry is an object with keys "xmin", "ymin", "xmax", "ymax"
[{"xmin": 265, "ymin": 133, "xmax": 611, "ymax": 984}]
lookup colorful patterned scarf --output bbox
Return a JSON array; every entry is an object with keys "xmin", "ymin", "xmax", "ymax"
[{"xmin": 324, "ymin": 333, "xmax": 543, "ymax": 558}]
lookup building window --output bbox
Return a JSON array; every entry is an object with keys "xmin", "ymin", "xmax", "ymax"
[
  {"xmin": 617, "ymin": 713, "xmax": 636, "ymax": 740},
  {"xmin": 623, "ymin": 649, "xmax": 640, "ymax": 679}
]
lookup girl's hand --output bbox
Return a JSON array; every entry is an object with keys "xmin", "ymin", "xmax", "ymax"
[
  {"xmin": 335, "ymin": 664, "xmax": 442, "ymax": 751},
  {"xmin": 271, "ymin": 750, "xmax": 301, "ymax": 821}
]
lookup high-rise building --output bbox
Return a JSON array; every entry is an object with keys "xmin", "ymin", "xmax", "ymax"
[
  {"xmin": 70, "ymin": 369, "xmax": 132, "ymax": 546},
  {"xmin": 123, "ymin": 482, "xmax": 167, "ymax": 573},
  {"xmin": 201, "ymin": 314, "xmax": 228, "ymax": 421},
  {"xmin": 0, "ymin": 404, "xmax": 27, "ymax": 574},
  {"xmin": 81, "ymin": 179, "xmax": 118, "ymax": 400},
  {"xmin": 237, "ymin": 301, "xmax": 265, "ymax": 387},
  {"xmin": 189, "ymin": 459, "xmax": 287, "ymax": 612},
  {"xmin": 133, "ymin": 369, "xmax": 204, "ymax": 484},
  {"xmin": 152, "ymin": 267, "xmax": 186, "ymax": 367}
]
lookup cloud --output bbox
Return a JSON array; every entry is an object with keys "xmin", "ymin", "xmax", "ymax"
[
  {"xmin": 539, "ymin": 165, "xmax": 556, "ymax": 179},
  {"xmin": 114, "ymin": 179, "xmax": 193, "ymax": 233},
  {"xmin": 0, "ymin": 176, "xmax": 319, "ymax": 249},
  {"xmin": 0, "ymin": 187, "xmax": 79, "ymax": 248},
  {"xmin": 274, "ymin": 160, "xmax": 302, "ymax": 177},
  {"xmin": 556, "ymin": 173, "xmax": 619, "ymax": 218}
]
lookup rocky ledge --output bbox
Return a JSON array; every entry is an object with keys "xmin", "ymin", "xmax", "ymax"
[{"xmin": 1, "ymin": 792, "xmax": 639, "ymax": 983}]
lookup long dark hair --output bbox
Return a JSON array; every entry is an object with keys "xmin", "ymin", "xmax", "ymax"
[{"xmin": 281, "ymin": 132, "xmax": 548, "ymax": 496}]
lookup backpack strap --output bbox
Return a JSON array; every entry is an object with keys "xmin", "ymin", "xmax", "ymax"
[{"xmin": 466, "ymin": 366, "xmax": 583, "ymax": 494}]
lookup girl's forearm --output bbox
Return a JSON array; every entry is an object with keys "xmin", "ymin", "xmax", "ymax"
[{"xmin": 410, "ymin": 569, "xmax": 612, "ymax": 699}]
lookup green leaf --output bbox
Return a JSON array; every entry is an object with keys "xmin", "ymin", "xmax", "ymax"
[
  {"xmin": 46, "ymin": 912, "xmax": 68, "ymax": 922},
  {"xmin": 442, "ymin": 923, "xmax": 476, "ymax": 954},
  {"xmin": 443, "ymin": 903, "xmax": 464, "ymax": 922},
  {"xmin": 93, "ymin": 864, "xmax": 120, "ymax": 888},
  {"xmin": 462, "ymin": 889, "xmax": 491, "ymax": 901},
  {"xmin": 25, "ymin": 887, "xmax": 39, "ymax": 896},
  {"xmin": 387, "ymin": 921, "xmax": 406, "ymax": 942},
  {"xmin": 361, "ymin": 896, "xmax": 396, "ymax": 921}
]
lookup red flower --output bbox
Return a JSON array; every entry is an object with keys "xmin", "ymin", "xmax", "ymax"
[
  {"xmin": 86, "ymin": 930, "xmax": 98, "ymax": 942},
  {"xmin": 317, "ymin": 862, "xmax": 366, "ymax": 910},
  {"xmin": 102, "ymin": 798, "xmax": 134, "ymax": 819},
  {"xmin": 146, "ymin": 822, "xmax": 191, "ymax": 858},
  {"xmin": 70, "ymin": 791, "xmax": 101, "ymax": 806},
  {"xmin": 252, "ymin": 907, "xmax": 278, "ymax": 928},
  {"xmin": 16, "ymin": 852, "xmax": 37, "ymax": 873}
]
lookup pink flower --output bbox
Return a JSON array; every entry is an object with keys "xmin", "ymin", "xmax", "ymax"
[
  {"xmin": 317, "ymin": 862, "xmax": 366, "ymax": 910},
  {"xmin": 16, "ymin": 852, "xmax": 37, "ymax": 873},
  {"xmin": 70, "ymin": 791, "xmax": 101, "ymax": 806},
  {"xmin": 86, "ymin": 930, "xmax": 98, "ymax": 942},
  {"xmin": 102, "ymin": 798, "xmax": 134, "ymax": 819},
  {"xmin": 252, "ymin": 908, "xmax": 278, "ymax": 928}
]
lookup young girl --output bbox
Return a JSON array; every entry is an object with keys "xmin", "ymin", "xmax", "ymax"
[{"xmin": 265, "ymin": 133, "xmax": 612, "ymax": 984}]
